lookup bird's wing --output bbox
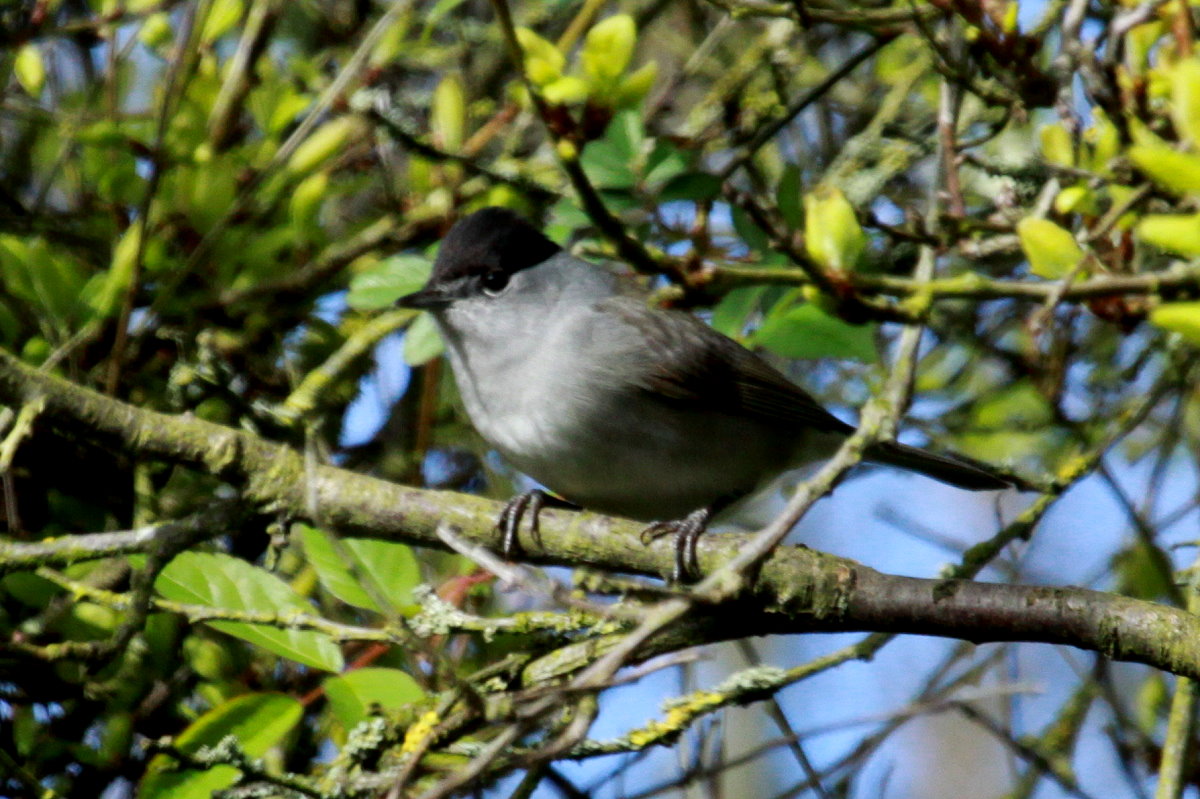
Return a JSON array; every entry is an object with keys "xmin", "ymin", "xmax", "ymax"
[{"xmin": 600, "ymin": 298, "xmax": 855, "ymax": 435}]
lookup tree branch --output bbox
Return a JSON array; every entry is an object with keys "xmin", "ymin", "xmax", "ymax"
[{"xmin": 1, "ymin": 349, "xmax": 1198, "ymax": 678}]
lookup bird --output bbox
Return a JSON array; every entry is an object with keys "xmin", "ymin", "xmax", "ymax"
[{"xmin": 398, "ymin": 207, "xmax": 1015, "ymax": 581}]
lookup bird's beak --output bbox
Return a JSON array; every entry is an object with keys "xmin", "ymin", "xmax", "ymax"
[{"xmin": 396, "ymin": 286, "xmax": 454, "ymax": 310}]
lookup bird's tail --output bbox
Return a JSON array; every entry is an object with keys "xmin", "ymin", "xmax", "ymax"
[{"xmin": 865, "ymin": 440, "xmax": 1016, "ymax": 491}]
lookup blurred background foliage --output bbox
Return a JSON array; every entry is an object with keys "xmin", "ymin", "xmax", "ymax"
[{"xmin": 4, "ymin": 0, "xmax": 1200, "ymax": 796}]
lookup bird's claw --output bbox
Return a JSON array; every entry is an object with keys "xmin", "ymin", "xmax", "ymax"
[
  {"xmin": 494, "ymin": 490, "xmax": 578, "ymax": 560},
  {"xmin": 640, "ymin": 506, "xmax": 714, "ymax": 584}
]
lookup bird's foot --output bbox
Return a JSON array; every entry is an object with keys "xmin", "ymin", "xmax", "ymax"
[
  {"xmin": 495, "ymin": 490, "xmax": 579, "ymax": 560},
  {"xmin": 641, "ymin": 506, "xmax": 714, "ymax": 584}
]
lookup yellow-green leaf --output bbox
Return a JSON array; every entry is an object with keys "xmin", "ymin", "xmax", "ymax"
[
  {"xmin": 1086, "ymin": 108, "xmax": 1120, "ymax": 175},
  {"xmin": 615, "ymin": 61, "xmax": 658, "ymax": 107},
  {"xmin": 201, "ymin": 0, "xmax": 244, "ymax": 44},
  {"xmin": 1150, "ymin": 302, "xmax": 1200, "ymax": 346},
  {"xmin": 286, "ymin": 116, "xmax": 362, "ymax": 175},
  {"xmin": 88, "ymin": 226, "xmax": 142, "ymax": 318},
  {"xmin": 1039, "ymin": 123, "xmax": 1074, "ymax": 168},
  {"xmin": 14, "ymin": 44, "xmax": 45, "ymax": 98},
  {"xmin": 139, "ymin": 12, "xmax": 174, "ymax": 50},
  {"xmin": 1136, "ymin": 213, "xmax": 1200, "ymax": 256},
  {"xmin": 1002, "ymin": 1, "xmax": 1019, "ymax": 32},
  {"xmin": 1135, "ymin": 674, "xmax": 1169, "ymax": 736},
  {"xmin": 804, "ymin": 186, "xmax": 866, "ymax": 272},
  {"xmin": 369, "ymin": 14, "xmax": 411, "ymax": 66},
  {"xmin": 289, "ymin": 171, "xmax": 328, "ymax": 230},
  {"xmin": 1127, "ymin": 21, "xmax": 1165, "ymax": 74},
  {"xmin": 1017, "ymin": 217, "xmax": 1084, "ymax": 278},
  {"xmin": 1170, "ymin": 58, "xmax": 1200, "ymax": 146},
  {"xmin": 432, "ymin": 74, "xmax": 465, "ymax": 150},
  {"xmin": 1128, "ymin": 145, "xmax": 1200, "ymax": 195},
  {"xmin": 542, "ymin": 75, "xmax": 589, "ymax": 105},
  {"xmin": 1054, "ymin": 185, "xmax": 1096, "ymax": 215},
  {"xmin": 515, "ymin": 28, "xmax": 564, "ymax": 86},
  {"xmin": 581, "ymin": 15, "xmax": 637, "ymax": 87},
  {"xmin": 1107, "ymin": 184, "xmax": 1140, "ymax": 230}
]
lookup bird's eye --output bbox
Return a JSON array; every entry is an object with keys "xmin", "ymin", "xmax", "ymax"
[{"xmin": 481, "ymin": 270, "xmax": 509, "ymax": 295}]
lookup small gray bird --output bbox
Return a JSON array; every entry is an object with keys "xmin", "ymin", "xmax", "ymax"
[{"xmin": 399, "ymin": 208, "xmax": 1013, "ymax": 580}]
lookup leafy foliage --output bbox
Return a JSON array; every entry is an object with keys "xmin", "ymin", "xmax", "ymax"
[{"xmin": 2, "ymin": 1, "xmax": 1200, "ymax": 798}]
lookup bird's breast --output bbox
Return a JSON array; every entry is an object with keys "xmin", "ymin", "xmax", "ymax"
[{"xmin": 437, "ymin": 305, "xmax": 811, "ymax": 521}]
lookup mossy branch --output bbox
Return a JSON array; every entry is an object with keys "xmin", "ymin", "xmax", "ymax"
[{"xmin": 1, "ymin": 348, "xmax": 1200, "ymax": 678}]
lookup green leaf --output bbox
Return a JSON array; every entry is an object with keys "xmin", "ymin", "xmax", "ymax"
[
  {"xmin": 752, "ymin": 303, "xmax": 877, "ymax": 362},
  {"xmin": 956, "ymin": 380, "xmax": 1053, "ymax": 462},
  {"xmin": 155, "ymin": 552, "xmax": 344, "ymax": 672},
  {"xmin": 804, "ymin": 186, "xmax": 866, "ymax": 271},
  {"xmin": 404, "ymin": 311, "xmax": 445, "ymax": 365},
  {"xmin": 1016, "ymin": 217, "xmax": 1084, "ymax": 278},
  {"xmin": 1171, "ymin": 58, "xmax": 1200, "ymax": 147},
  {"xmin": 711, "ymin": 286, "xmax": 764, "ymax": 338},
  {"xmin": 1106, "ymin": 184, "xmax": 1140, "ymax": 230},
  {"xmin": 731, "ymin": 207, "xmax": 770, "ymax": 253},
  {"xmin": 0, "ymin": 234, "xmax": 36, "ymax": 304},
  {"xmin": 422, "ymin": 0, "xmax": 469, "ymax": 38},
  {"xmin": 324, "ymin": 668, "xmax": 424, "ymax": 731},
  {"xmin": 1128, "ymin": 146, "xmax": 1200, "ymax": 196},
  {"xmin": 38, "ymin": 256, "xmax": 87, "ymax": 330},
  {"xmin": 348, "ymin": 255, "xmax": 433, "ymax": 311},
  {"xmin": 777, "ymin": 164, "xmax": 803, "ymax": 229},
  {"xmin": 1150, "ymin": 302, "xmax": 1200, "ymax": 346},
  {"xmin": 1136, "ymin": 213, "xmax": 1200, "ymax": 256},
  {"xmin": 1113, "ymin": 539, "xmax": 1176, "ymax": 601},
  {"xmin": 140, "ymin": 693, "xmax": 301, "ymax": 799},
  {"xmin": 299, "ymin": 525, "xmax": 422, "ymax": 612},
  {"xmin": 643, "ymin": 140, "xmax": 688, "ymax": 186},
  {"xmin": 188, "ymin": 162, "xmax": 238, "ymax": 233},
  {"xmin": 581, "ymin": 139, "xmax": 637, "ymax": 189},
  {"xmin": 84, "ymin": 224, "xmax": 141, "ymax": 316},
  {"xmin": 660, "ymin": 172, "xmax": 721, "ymax": 202}
]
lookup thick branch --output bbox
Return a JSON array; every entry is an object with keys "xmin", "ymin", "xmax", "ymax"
[{"xmin": 1, "ymin": 349, "xmax": 1199, "ymax": 678}]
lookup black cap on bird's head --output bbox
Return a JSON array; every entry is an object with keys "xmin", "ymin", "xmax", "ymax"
[{"xmin": 397, "ymin": 208, "xmax": 562, "ymax": 310}]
